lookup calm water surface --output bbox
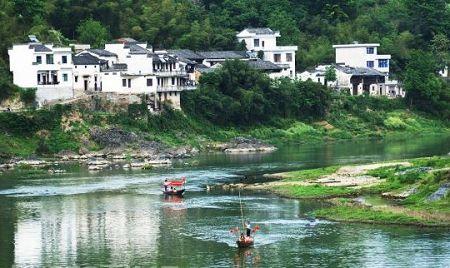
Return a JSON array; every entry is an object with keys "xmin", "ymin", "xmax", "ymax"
[{"xmin": 1, "ymin": 135, "xmax": 450, "ymax": 267}]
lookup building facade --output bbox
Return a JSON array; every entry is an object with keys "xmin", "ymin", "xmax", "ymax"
[
  {"xmin": 8, "ymin": 38, "xmax": 74, "ymax": 105},
  {"xmin": 333, "ymin": 43, "xmax": 391, "ymax": 74},
  {"xmin": 237, "ymin": 28, "xmax": 298, "ymax": 78}
]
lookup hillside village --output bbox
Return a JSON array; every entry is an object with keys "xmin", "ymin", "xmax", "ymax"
[{"xmin": 6, "ymin": 27, "xmax": 420, "ymax": 111}]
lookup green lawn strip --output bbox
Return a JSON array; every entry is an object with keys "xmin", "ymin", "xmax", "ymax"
[
  {"xmin": 274, "ymin": 184, "xmax": 358, "ymax": 199},
  {"xmin": 281, "ymin": 166, "xmax": 339, "ymax": 181},
  {"xmin": 313, "ymin": 205, "xmax": 445, "ymax": 226}
]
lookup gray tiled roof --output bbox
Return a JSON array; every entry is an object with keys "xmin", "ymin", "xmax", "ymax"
[
  {"xmin": 197, "ymin": 51, "xmax": 247, "ymax": 59},
  {"xmin": 247, "ymin": 59, "xmax": 282, "ymax": 71},
  {"xmin": 168, "ymin": 49, "xmax": 205, "ymax": 60},
  {"xmin": 129, "ymin": 44, "xmax": 151, "ymax": 54},
  {"xmin": 88, "ymin": 49, "xmax": 117, "ymax": 57},
  {"xmin": 29, "ymin": 44, "xmax": 51, "ymax": 52},
  {"xmin": 73, "ymin": 54, "xmax": 102, "ymax": 65},
  {"xmin": 245, "ymin": 28, "xmax": 275, "ymax": 35},
  {"xmin": 335, "ymin": 65, "xmax": 386, "ymax": 76}
]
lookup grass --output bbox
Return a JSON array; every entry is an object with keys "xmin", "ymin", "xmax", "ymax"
[
  {"xmin": 264, "ymin": 156, "xmax": 450, "ymax": 226},
  {"xmin": 281, "ymin": 166, "xmax": 339, "ymax": 181},
  {"xmin": 0, "ymin": 98, "xmax": 449, "ymax": 158},
  {"xmin": 274, "ymin": 184, "xmax": 358, "ymax": 199},
  {"xmin": 313, "ymin": 205, "xmax": 443, "ymax": 226}
]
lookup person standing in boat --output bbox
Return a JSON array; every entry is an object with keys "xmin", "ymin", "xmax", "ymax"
[
  {"xmin": 245, "ymin": 221, "xmax": 251, "ymax": 237},
  {"xmin": 163, "ymin": 179, "xmax": 169, "ymax": 191}
]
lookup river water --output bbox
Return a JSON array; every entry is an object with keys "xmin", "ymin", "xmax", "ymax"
[{"xmin": 0, "ymin": 136, "xmax": 449, "ymax": 267}]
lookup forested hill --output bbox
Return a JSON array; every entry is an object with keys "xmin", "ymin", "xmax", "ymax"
[{"xmin": 1, "ymin": 0, "xmax": 449, "ymax": 73}]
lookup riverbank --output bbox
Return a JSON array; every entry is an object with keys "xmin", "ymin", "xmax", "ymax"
[
  {"xmin": 226, "ymin": 156, "xmax": 450, "ymax": 227},
  {"xmin": 0, "ymin": 98, "xmax": 448, "ymax": 161}
]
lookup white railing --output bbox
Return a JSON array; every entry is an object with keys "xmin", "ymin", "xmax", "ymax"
[
  {"xmin": 154, "ymin": 70, "xmax": 188, "ymax": 76},
  {"xmin": 157, "ymin": 85, "xmax": 197, "ymax": 92}
]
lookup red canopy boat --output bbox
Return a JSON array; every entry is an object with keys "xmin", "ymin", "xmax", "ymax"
[
  {"xmin": 162, "ymin": 178, "xmax": 186, "ymax": 196},
  {"xmin": 236, "ymin": 236, "xmax": 254, "ymax": 248}
]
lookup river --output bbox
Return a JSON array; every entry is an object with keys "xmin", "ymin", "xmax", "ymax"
[{"xmin": 0, "ymin": 135, "xmax": 449, "ymax": 267}]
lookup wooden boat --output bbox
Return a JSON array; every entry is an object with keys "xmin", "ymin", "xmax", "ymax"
[
  {"xmin": 162, "ymin": 189, "xmax": 185, "ymax": 196},
  {"xmin": 162, "ymin": 178, "xmax": 186, "ymax": 196},
  {"xmin": 236, "ymin": 236, "xmax": 254, "ymax": 248}
]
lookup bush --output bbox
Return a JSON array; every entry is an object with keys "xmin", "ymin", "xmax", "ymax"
[
  {"xmin": 384, "ymin": 116, "xmax": 408, "ymax": 130},
  {"xmin": 19, "ymin": 88, "xmax": 37, "ymax": 106}
]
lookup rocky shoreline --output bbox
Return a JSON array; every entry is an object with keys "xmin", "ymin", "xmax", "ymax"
[{"xmin": 0, "ymin": 131, "xmax": 277, "ymax": 173}]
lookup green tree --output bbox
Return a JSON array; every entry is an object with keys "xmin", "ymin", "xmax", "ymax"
[
  {"xmin": 76, "ymin": 19, "xmax": 110, "ymax": 48},
  {"xmin": 324, "ymin": 66, "xmax": 337, "ymax": 86},
  {"xmin": 404, "ymin": 51, "xmax": 450, "ymax": 116}
]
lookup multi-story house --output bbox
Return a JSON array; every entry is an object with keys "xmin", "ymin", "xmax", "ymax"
[
  {"xmin": 8, "ymin": 36, "xmax": 74, "ymax": 105},
  {"xmin": 237, "ymin": 28, "xmax": 298, "ymax": 78},
  {"xmin": 333, "ymin": 43, "xmax": 391, "ymax": 74}
]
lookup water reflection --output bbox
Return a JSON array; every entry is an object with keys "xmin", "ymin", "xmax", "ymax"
[{"xmin": 1, "ymin": 135, "xmax": 450, "ymax": 267}]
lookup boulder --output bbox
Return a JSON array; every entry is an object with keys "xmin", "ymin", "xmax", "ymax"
[
  {"xmin": 427, "ymin": 183, "xmax": 450, "ymax": 202},
  {"xmin": 90, "ymin": 127, "xmax": 138, "ymax": 148}
]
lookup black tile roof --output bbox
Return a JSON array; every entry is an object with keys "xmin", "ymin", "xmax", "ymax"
[
  {"xmin": 197, "ymin": 51, "xmax": 247, "ymax": 59},
  {"xmin": 247, "ymin": 59, "xmax": 282, "ymax": 71},
  {"xmin": 73, "ymin": 54, "xmax": 102, "ymax": 65},
  {"xmin": 29, "ymin": 44, "xmax": 52, "ymax": 52},
  {"xmin": 244, "ymin": 28, "xmax": 275, "ymax": 35},
  {"xmin": 129, "ymin": 44, "xmax": 151, "ymax": 54},
  {"xmin": 168, "ymin": 49, "xmax": 205, "ymax": 60},
  {"xmin": 335, "ymin": 65, "xmax": 386, "ymax": 76},
  {"xmin": 88, "ymin": 49, "xmax": 117, "ymax": 57}
]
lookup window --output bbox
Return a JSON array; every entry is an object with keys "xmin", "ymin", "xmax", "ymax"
[
  {"xmin": 172, "ymin": 77, "xmax": 175, "ymax": 85},
  {"xmin": 254, "ymin": 39, "xmax": 260, "ymax": 47},
  {"xmin": 128, "ymin": 79, "xmax": 131, "ymax": 88},
  {"xmin": 367, "ymin": 47, "xmax": 374, "ymax": 54},
  {"xmin": 46, "ymin": 54, "xmax": 54, "ymax": 64},
  {"xmin": 63, "ymin": 73, "xmax": 68, "ymax": 82},
  {"xmin": 147, "ymin": 78, "xmax": 153, "ymax": 87},
  {"xmin": 122, "ymin": 79, "xmax": 127, "ymax": 87},
  {"xmin": 367, "ymin": 61, "xmax": 374, "ymax": 68},
  {"xmin": 378, "ymin": 59, "xmax": 389, "ymax": 68},
  {"xmin": 85, "ymin": 66, "xmax": 87, "ymax": 68},
  {"xmin": 62, "ymin": 56, "xmax": 67, "ymax": 64},
  {"xmin": 105, "ymin": 73, "xmax": 109, "ymax": 75},
  {"xmin": 75, "ymin": 76, "xmax": 78, "ymax": 82},
  {"xmin": 36, "ymin": 56, "xmax": 42, "ymax": 64},
  {"xmin": 274, "ymin": 54, "xmax": 281, "ymax": 63},
  {"xmin": 262, "ymin": 41, "xmax": 265, "ymax": 47},
  {"xmin": 286, "ymin": 53, "xmax": 293, "ymax": 62}
]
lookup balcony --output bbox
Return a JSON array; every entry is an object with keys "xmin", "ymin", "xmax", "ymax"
[
  {"xmin": 153, "ymin": 69, "xmax": 188, "ymax": 77},
  {"xmin": 156, "ymin": 85, "xmax": 197, "ymax": 92}
]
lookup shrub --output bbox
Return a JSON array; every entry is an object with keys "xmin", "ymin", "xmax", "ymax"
[
  {"xmin": 19, "ymin": 88, "xmax": 37, "ymax": 106},
  {"xmin": 384, "ymin": 116, "xmax": 407, "ymax": 130}
]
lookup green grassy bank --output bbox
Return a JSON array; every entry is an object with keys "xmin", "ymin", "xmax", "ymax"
[
  {"xmin": 263, "ymin": 156, "xmax": 450, "ymax": 227},
  {"xmin": 0, "ymin": 94, "xmax": 449, "ymax": 159}
]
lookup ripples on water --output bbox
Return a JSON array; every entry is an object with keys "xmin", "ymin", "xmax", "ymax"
[{"xmin": 1, "ymin": 136, "xmax": 450, "ymax": 267}]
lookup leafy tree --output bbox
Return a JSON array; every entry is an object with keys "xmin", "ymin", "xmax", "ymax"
[
  {"xmin": 76, "ymin": 19, "xmax": 110, "ymax": 48},
  {"xmin": 404, "ymin": 51, "xmax": 450, "ymax": 116},
  {"xmin": 325, "ymin": 66, "xmax": 337, "ymax": 86}
]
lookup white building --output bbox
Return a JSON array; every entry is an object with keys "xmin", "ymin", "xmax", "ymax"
[
  {"xmin": 101, "ymin": 39, "xmax": 196, "ymax": 110},
  {"xmin": 8, "ymin": 37, "xmax": 74, "ymax": 105},
  {"xmin": 439, "ymin": 66, "xmax": 448, "ymax": 78},
  {"xmin": 237, "ymin": 28, "xmax": 298, "ymax": 78},
  {"xmin": 333, "ymin": 43, "xmax": 391, "ymax": 73}
]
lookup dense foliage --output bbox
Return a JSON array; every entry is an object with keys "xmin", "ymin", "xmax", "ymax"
[
  {"xmin": 182, "ymin": 60, "xmax": 331, "ymax": 125},
  {"xmin": 0, "ymin": 0, "xmax": 449, "ymax": 115}
]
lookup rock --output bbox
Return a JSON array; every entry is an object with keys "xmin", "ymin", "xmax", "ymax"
[
  {"xmin": 427, "ymin": 183, "xmax": 450, "ymax": 202},
  {"xmin": 88, "ymin": 165, "xmax": 104, "ymax": 171},
  {"xmin": 78, "ymin": 147, "xmax": 90, "ymax": 155},
  {"xmin": 382, "ymin": 185, "xmax": 419, "ymax": 199},
  {"xmin": 16, "ymin": 160, "xmax": 48, "ymax": 166},
  {"xmin": 90, "ymin": 127, "xmax": 138, "ymax": 148},
  {"xmin": 123, "ymin": 164, "xmax": 131, "ymax": 169},
  {"xmin": 87, "ymin": 159, "xmax": 110, "ymax": 166},
  {"xmin": 221, "ymin": 137, "xmax": 277, "ymax": 153}
]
